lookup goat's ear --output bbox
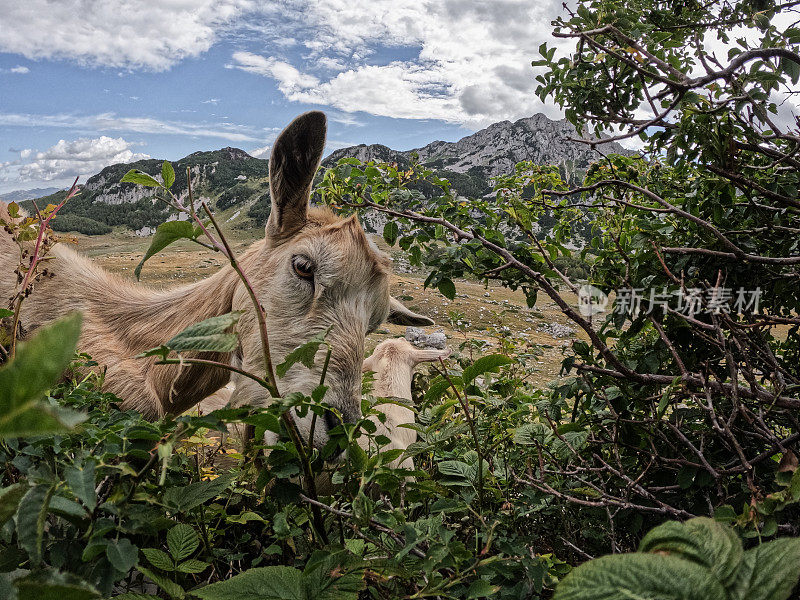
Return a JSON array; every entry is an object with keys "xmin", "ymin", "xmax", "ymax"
[
  {"xmin": 386, "ymin": 297, "xmax": 434, "ymax": 326},
  {"xmin": 266, "ymin": 111, "xmax": 327, "ymax": 242},
  {"xmin": 362, "ymin": 353, "xmax": 377, "ymax": 373},
  {"xmin": 412, "ymin": 346, "xmax": 451, "ymax": 365}
]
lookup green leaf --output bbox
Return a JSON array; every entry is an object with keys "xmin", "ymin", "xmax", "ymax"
[
  {"xmin": 16, "ymin": 483, "xmax": 54, "ymax": 565},
  {"xmin": 513, "ymin": 422, "xmax": 552, "ymax": 446},
  {"xmin": 553, "ymin": 553, "xmax": 727, "ymax": 600},
  {"xmin": 135, "ymin": 221, "xmax": 199, "ymax": 280},
  {"xmin": 729, "ymin": 538, "xmax": 800, "ymax": 600},
  {"xmin": 382, "ymin": 221, "xmax": 399, "ymax": 246},
  {"xmin": 465, "ymin": 579, "xmax": 498, "ymax": 599},
  {"xmin": 0, "ymin": 313, "xmax": 86, "ymax": 437},
  {"xmin": 13, "ymin": 570, "xmax": 101, "ymax": 600},
  {"xmin": 162, "ymin": 161, "xmax": 176, "ymax": 189},
  {"xmin": 138, "ymin": 566, "xmax": 185, "ymax": 599},
  {"xmin": 438, "ymin": 277, "xmax": 456, "ymax": 300},
  {"xmin": 64, "ymin": 461, "xmax": 97, "ymax": 511},
  {"xmin": 163, "ymin": 472, "xmax": 236, "ymax": 512},
  {"xmin": 140, "ymin": 312, "xmax": 243, "ymax": 358},
  {"xmin": 639, "ymin": 517, "xmax": 743, "ymax": 590},
  {"xmin": 121, "ymin": 169, "xmax": 162, "ymax": 188},
  {"xmin": 0, "ymin": 483, "xmax": 29, "ymax": 526},
  {"xmin": 0, "ymin": 308, "xmax": 14, "ymax": 318},
  {"xmin": 193, "ymin": 566, "xmax": 306, "ymax": 600},
  {"xmin": 462, "ymin": 354, "xmax": 514, "ymax": 386},
  {"xmin": 175, "ymin": 559, "xmax": 210, "ymax": 574},
  {"xmin": 193, "ymin": 563, "xmax": 361, "ymax": 600},
  {"xmin": 142, "ymin": 548, "xmax": 175, "ymax": 571},
  {"xmin": 276, "ymin": 329, "xmax": 329, "ymax": 378},
  {"xmin": 167, "ymin": 524, "xmax": 199, "ymax": 562},
  {"xmin": 106, "ymin": 538, "xmax": 138, "ymax": 573}
]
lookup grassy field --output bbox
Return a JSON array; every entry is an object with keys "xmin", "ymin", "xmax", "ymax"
[{"xmin": 67, "ymin": 227, "xmax": 587, "ymax": 388}]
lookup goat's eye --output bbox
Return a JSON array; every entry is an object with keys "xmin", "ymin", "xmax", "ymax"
[{"xmin": 292, "ymin": 256, "xmax": 314, "ymax": 280}]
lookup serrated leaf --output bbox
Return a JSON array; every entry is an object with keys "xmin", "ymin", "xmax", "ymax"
[
  {"xmin": 0, "ymin": 308, "xmax": 14, "ymax": 318},
  {"xmin": 162, "ymin": 472, "xmax": 235, "ymax": 512},
  {"xmin": 462, "ymin": 354, "xmax": 513, "ymax": 386},
  {"xmin": 175, "ymin": 559, "xmax": 210, "ymax": 574},
  {"xmin": 142, "ymin": 548, "xmax": 175, "ymax": 571},
  {"xmin": 135, "ymin": 221, "xmax": 199, "ymax": 280},
  {"xmin": 276, "ymin": 330, "xmax": 328, "ymax": 378},
  {"xmin": 465, "ymin": 579, "xmax": 498, "ymax": 599},
  {"xmin": 106, "ymin": 538, "xmax": 138, "ymax": 573},
  {"xmin": 138, "ymin": 566, "xmax": 185, "ymax": 599},
  {"xmin": 639, "ymin": 517, "xmax": 743, "ymax": 590},
  {"xmin": 0, "ymin": 483, "xmax": 28, "ymax": 526},
  {"xmin": 65, "ymin": 461, "xmax": 97, "ymax": 511},
  {"xmin": 553, "ymin": 553, "xmax": 727, "ymax": 600},
  {"xmin": 167, "ymin": 524, "xmax": 199, "ymax": 562},
  {"xmin": 140, "ymin": 312, "xmax": 243, "ymax": 358},
  {"xmin": 0, "ymin": 313, "xmax": 86, "ymax": 437},
  {"xmin": 121, "ymin": 169, "xmax": 162, "ymax": 188},
  {"xmin": 513, "ymin": 422, "xmax": 552, "ymax": 446},
  {"xmin": 193, "ymin": 566, "xmax": 305, "ymax": 600},
  {"xmin": 729, "ymin": 538, "xmax": 800, "ymax": 600},
  {"xmin": 193, "ymin": 562, "xmax": 361, "ymax": 600},
  {"xmin": 16, "ymin": 483, "xmax": 54, "ymax": 565},
  {"xmin": 162, "ymin": 161, "xmax": 175, "ymax": 189}
]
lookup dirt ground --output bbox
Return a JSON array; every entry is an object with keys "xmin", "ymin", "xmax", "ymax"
[{"xmin": 67, "ymin": 229, "xmax": 588, "ymax": 388}]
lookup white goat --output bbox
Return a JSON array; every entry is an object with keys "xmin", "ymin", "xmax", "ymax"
[{"xmin": 361, "ymin": 338, "xmax": 451, "ymax": 469}]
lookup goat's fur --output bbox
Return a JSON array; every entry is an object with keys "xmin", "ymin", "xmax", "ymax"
[
  {"xmin": 0, "ymin": 112, "xmax": 432, "ymax": 447},
  {"xmin": 361, "ymin": 338, "xmax": 451, "ymax": 469}
]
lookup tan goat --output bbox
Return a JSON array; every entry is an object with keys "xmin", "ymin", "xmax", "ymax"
[
  {"xmin": 0, "ymin": 112, "xmax": 432, "ymax": 449},
  {"xmin": 361, "ymin": 338, "xmax": 451, "ymax": 469}
]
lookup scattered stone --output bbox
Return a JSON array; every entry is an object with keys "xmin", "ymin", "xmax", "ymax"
[
  {"xmin": 405, "ymin": 327, "xmax": 447, "ymax": 349},
  {"xmin": 538, "ymin": 322, "xmax": 576, "ymax": 339}
]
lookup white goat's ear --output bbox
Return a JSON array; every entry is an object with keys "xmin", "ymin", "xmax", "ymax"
[
  {"xmin": 266, "ymin": 111, "xmax": 327, "ymax": 242},
  {"xmin": 386, "ymin": 297, "xmax": 434, "ymax": 326},
  {"xmin": 412, "ymin": 346, "xmax": 451, "ymax": 365},
  {"xmin": 362, "ymin": 353, "xmax": 377, "ymax": 373}
]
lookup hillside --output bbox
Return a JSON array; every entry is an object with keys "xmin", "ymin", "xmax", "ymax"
[{"xmin": 22, "ymin": 114, "xmax": 628, "ymax": 235}]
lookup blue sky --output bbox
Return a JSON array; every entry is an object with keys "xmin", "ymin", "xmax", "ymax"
[{"xmin": 0, "ymin": 0, "xmax": 568, "ymax": 193}]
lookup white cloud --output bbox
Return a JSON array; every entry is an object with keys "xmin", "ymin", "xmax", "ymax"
[
  {"xmin": 2, "ymin": 136, "xmax": 150, "ymax": 184},
  {"xmin": 248, "ymin": 145, "xmax": 271, "ymax": 158},
  {"xmin": 0, "ymin": 111, "xmax": 262, "ymax": 142},
  {"xmin": 8, "ymin": 65, "xmax": 29, "ymax": 74},
  {"xmin": 230, "ymin": 0, "xmax": 571, "ymax": 128},
  {"xmin": 230, "ymin": 52, "xmax": 319, "ymax": 94},
  {"xmin": 0, "ymin": 0, "xmax": 252, "ymax": 70}
]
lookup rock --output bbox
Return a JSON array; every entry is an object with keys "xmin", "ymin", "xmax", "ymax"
[
  {"xmin": 538, "ymin": 322, "xmax": 576, "ymax": 339},
  {"xmin": 405, "ymin": 327, "xmax": 448, "ymax": 349}
]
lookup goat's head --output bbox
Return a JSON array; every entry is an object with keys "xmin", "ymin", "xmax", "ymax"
[{"xmin": 249, "ymin": 112, "xmax": 433, "ymax": 448}]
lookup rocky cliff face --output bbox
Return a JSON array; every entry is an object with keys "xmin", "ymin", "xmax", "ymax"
[{"xmin": 323, "ymin": 113, "xmax": 629, "ymax": 188}]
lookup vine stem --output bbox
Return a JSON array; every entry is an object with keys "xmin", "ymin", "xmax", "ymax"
[{"xmin": 9, "ymin": 177, "xmax": 79, "ymax": 358}]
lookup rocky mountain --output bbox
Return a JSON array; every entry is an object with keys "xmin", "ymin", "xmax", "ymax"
[
  {"xmin": 21, "ymin": 114, "xmax": 627, "ymax": 235},
  {"xmin": 0, "ymin": 187, "xmax": 62, "ymax": 203},
  {"xmin": 20, "ymin": 148, "xmax": 269, "ymax": 235},
  {"xmin": 324, "ymin": 113, "xmax": 629, "ymax": 193}
]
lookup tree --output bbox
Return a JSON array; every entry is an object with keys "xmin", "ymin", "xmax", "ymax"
[{"xmin": 319, "ymin": 0, "xmax": 800, "ymax": 553}]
